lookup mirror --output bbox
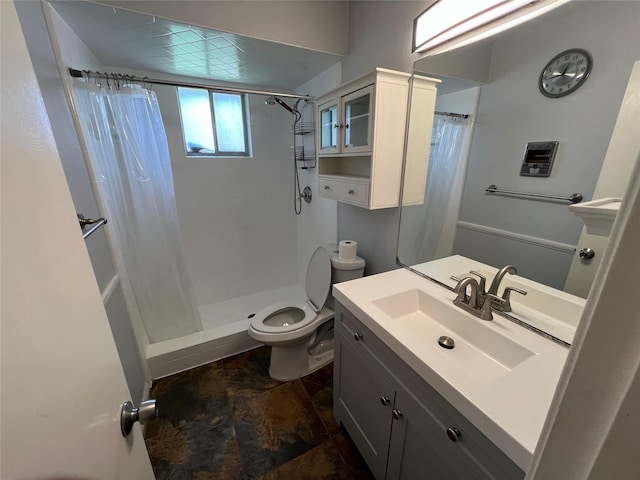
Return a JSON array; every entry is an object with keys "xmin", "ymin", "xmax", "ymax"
[{"xmin": 398, "ymin": 1, "xmax": 640, "ymax": 344}]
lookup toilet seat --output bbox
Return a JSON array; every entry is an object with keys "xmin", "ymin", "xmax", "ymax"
[
  {"xmin": 250, "ymin": 301, "xmax": 316, "ymax": 334},
  {"xmin": 249, "ymin": 247, "xmax": 332, "ymax": 339}
]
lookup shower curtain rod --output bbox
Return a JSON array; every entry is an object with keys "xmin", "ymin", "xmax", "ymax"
[
  {"xmin": 435, "ymin": 111, "xmax": 469, "ymax": 119},
  {"xmin": 68, "ymin": 68, "xmax": 314, "ymax": 100}
]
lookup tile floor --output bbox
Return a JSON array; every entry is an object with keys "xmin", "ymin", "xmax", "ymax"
[{"xmin": 144, "ymin": 346, "xmax": 375, "ymax": 480}]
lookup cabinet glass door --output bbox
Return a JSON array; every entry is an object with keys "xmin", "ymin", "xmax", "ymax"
[
  {"xmin": 319, "ymin": 101, "xmax": 339, "ymax": 153},
  {"xmin": 343, "ymin": 86, "xmax": 373, "ymax": 151}
]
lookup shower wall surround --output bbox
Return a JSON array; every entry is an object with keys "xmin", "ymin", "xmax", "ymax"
[{"xmin": 156, "ymin": 87, "xmax": 299, "ymax": 307}]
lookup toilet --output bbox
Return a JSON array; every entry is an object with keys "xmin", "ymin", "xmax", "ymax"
[{"xmin": 248, "ymin": 245, "xmax": 365, "ymax": 381}]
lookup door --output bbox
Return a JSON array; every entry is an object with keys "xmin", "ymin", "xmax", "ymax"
[
  {"xmin": 334, "ymin": 330, "xmax": 395, "ymax": 479},
  {"xmin": 319, "ymin": 97, "xmax": 340, "ymax": 154},
  {"xmin": 564, "ymin": 61, "xmax": 640, "ymax": 297},
  {"xmin": 386, "ymin": 391, "xmax": 491, "ymax": 480},
  {"xmin": 341, "ymin": 85, "xmax": 374, "ymax": 154},
  {"xmin": 0, "ymin": 3, "xmax": 154, "ymax": 478}
]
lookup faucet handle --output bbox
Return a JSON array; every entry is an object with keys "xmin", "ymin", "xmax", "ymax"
[
  {"xmin": 479, "ymin": 294, "xmax": 506, "ymax": 320},
  {"xmin": 468, "ymin": 271, "xmax": 487, "ymax": 294},
  {"xmin": 500, "ymin": 287, "xmax": 527, "ymax": 312},
  {"xmin": 503, "ymin": 286, "xmax": 527, "ymax": 300}
]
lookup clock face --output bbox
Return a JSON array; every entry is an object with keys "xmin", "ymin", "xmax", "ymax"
[{"xmin": 539, "ymin": 49, "xmax": 592, "ymax": 98}]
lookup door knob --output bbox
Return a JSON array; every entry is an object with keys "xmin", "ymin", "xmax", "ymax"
[
  {"xmin": 121, "ymin": 400, "xmax": 158, "ymax": 437},
  {"xmin": 579, "ymin": 247, "xmax": 595, "ymax": 260}
]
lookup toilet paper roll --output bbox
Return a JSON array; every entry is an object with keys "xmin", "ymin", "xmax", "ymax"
[{"xmin": 338, "ymin": 240, "xmax": 357, "ymax": 261}]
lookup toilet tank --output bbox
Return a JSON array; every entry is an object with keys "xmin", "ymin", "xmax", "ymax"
[
  {"xmin": 325, "ymin": 247, "xmax": 365, "ymax": 310},
  {"xmin": 326, "ymin": 246, "xmax": 366, "ymax": 284}
]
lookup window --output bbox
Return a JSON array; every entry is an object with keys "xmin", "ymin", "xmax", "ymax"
[{"xmin": 177, "ymin": 87, "xmax": 251, "ymax": 157}]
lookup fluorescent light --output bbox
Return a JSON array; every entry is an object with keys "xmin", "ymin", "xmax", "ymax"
[{"xmin": 413, "ymin": 0, "xmax": 573, "ymax": 55}]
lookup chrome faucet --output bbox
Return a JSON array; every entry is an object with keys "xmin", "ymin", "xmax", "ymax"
[
  {"xmin": 487, "ymin": 265, "xmax": 517, "ymax": 296},
  {"xmin": 452, "ymin": 265, "xmax": 528, "ymax": 319},
  {"xmin": 486, "ymin": 265, "xmax": 528, "ymax": 312},
  {"xmin": 479, "ymin": 294, "xmax": 507, "ymax": 321},
  {"xmin": 453, "ymin": 277, "xmax": 501, "ymax": 321},
  {"xmin": 453, "ymin": 277, "xmax": 480, "ymax": 313}
]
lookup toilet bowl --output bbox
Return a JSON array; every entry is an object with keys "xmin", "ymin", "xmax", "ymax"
[{"xmin": 248, "ymin": 245, "xmax": 365, "ymax": 381}]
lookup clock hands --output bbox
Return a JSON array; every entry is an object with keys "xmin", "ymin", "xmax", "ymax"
[{"xmin": 551, "ymin": 63, "xmax": 571, "ymax": 79}]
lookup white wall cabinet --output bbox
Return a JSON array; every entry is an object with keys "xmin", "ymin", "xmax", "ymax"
[
  {"xmin": 334, "ymin": 302, "xmax": 525, "ymax": 480},
  {"xmin": 316, "ymin": 69, "xmax": 438, "ymax": 209}
]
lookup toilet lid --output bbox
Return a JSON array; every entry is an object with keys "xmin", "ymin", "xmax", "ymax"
[{"xmin": 305, "ymin": 247, "xmax": 331, "ymax": 312}]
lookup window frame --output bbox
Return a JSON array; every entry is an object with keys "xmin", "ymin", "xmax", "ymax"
[{"xmin": 178, "ymin": 87, "xmax": 252, "ymax": 158}]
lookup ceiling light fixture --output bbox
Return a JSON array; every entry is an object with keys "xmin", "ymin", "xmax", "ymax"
[{"xmin": 413, "ymin": 0, "xmax": 573, "ymax": 56}]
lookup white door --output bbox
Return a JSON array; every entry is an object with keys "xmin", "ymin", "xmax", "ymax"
[
  {"xmin": 564, "ymin": 61, "xmax": 640, "ymax": 297},
  {"xmin": 0, "ymin": 2, "xmax": 155, "ymax": 478}
]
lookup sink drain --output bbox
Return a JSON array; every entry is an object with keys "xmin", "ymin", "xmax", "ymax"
[{"xmin": 438, "ymin": 336, "xmax": 455, "ymax": 349}]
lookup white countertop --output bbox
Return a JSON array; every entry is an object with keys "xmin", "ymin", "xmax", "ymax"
[{"xmin": 333, "ymin": 267, "xmax": 569, "ymax": 471}]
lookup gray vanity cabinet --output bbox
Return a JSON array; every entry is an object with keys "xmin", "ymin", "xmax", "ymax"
[
  {"xmin": 334, "ymin": 331, "xmax": 395, "ymax": 479},
  {"xmin": 333, "ymin": 301, "xmax": 525, "ymax": 480}
]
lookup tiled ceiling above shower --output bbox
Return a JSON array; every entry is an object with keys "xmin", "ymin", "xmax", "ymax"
[{"xmin": 51, "ymin": 1, "xmax": 343, "ymax": 90}]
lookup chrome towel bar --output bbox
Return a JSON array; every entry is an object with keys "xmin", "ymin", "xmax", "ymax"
[
  {"xmin": 78, "ymin": 214, "xmax": 108, "ymax": 239},
  {"xmin": 485, "ymin": 184, "xmax": 583, "ymax": 204}
]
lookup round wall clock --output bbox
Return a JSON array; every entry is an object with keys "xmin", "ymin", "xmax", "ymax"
[{"xmin": 539, "ymin": 48, "xmax": 592, "ymax": 98}]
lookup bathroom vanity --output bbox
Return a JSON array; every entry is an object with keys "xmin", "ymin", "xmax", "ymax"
[{"xmin": 332, "ymin": 268, "xmax": 569, "ymax": 479}]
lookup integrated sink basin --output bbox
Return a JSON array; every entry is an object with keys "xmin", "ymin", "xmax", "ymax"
[{"xmin": 373, "ymin": 289, "xmax": 536, "ymax": 385}]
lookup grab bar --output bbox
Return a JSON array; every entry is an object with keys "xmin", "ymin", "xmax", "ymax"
[
  {"xmin": 485, "ymin": 185, "xmax": 583, "ymax": 204},
  {"xmin": 78, "ymin": 214, "xmax": 108, "ymax": 239}
]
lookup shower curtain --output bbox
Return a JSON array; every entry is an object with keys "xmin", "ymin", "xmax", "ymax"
[
  {"xmin": 410, "ymin": 114, "xmax": 473, "ymax": 262},
  {"xmin": 72, "ymin": 81, "xmax": 202, "ymax": 343}
]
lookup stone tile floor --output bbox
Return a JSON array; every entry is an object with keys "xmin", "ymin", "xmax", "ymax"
[{"xmin": 144, "ymin": 346, "xmax": 375, "ymax": 479}]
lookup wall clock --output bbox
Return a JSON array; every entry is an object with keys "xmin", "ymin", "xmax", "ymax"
[{"xmin": 539, "ymin": 48, "xmax": 592, "ymax": 98}]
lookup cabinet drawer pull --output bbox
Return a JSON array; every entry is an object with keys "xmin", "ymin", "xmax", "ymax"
[
  {"xmin": 353, "ymin": 332, "xmax": 363, "ymax": 341},
  {"xmin": 348, "ymin": 189, "xmax": 355, "ymax": 195},
  {"xmin": 392, "ymin": 409, "xmax": 403, "ymax": 420},
  {"xmin": 446, "ymin": 427, "xmax": 462, "ymax": 442},
  {"xmin": 380, "ymin": 396, "xmax": 390, "ymax": 407},
  {"xmin": 324, "ymin": 185, "xmax": 331, "ymax": 190}
]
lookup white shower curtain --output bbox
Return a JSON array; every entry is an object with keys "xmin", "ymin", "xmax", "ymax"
[
  {"xmin": 409, "ymin": 114, "xmax": 473, "ymax": 262},
  {"xmin": 72, "ymin": 81, "xmax": 201, "ymax": 343}
]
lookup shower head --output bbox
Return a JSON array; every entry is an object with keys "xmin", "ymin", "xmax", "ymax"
[{"xmin": 265, "ymin": 96, "xmax": 295, "ymax": 114}]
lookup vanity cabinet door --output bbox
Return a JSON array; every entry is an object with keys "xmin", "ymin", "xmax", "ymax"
[
  {"xmin": 334, "ymin": 328, "xmax": 395, "ymax": 480},
  {"xmin": 386, "ymin": 390, "xmax": 493, "ymax": 480}
]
